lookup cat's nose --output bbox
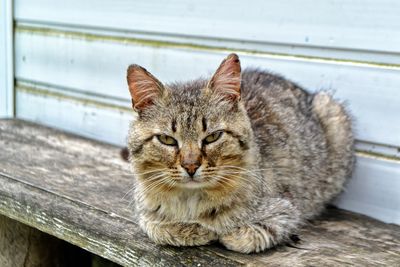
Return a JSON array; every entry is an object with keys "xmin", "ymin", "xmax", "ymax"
[
  {"xmin": 182, "ymin": 161, "xmax": 201, "ymax": 177},
  {"xmin": 180, "ymin": 144, "xmax": 202, "ymax": 177},
  {"xmin": 181, "ymin": 159, "xmax": 201, "ymax": 177}
]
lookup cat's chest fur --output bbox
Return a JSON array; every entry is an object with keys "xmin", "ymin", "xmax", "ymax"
[
  {"xmin": 142, "ymin": 189, "xmax": 244, "ymax": 230},
  {"xmin": 161, "ymin": 192, "xmax": 204, "ymax": 220}
]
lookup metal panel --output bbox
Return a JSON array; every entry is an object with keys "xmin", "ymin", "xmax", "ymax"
[
  {"xmin": 336, "ymin": 155, "xmax": 400, "ymax": 224},
  {"xmin": 15, "ymin": 29, "xmax": 400, "ymax": 147},
  {"xmin": 0, "ymin": 0, "xmax": 13, "ymax": 118},
  {"xmin": 14, "ymin": 0, "xmax": 400, "ymax": 64},
  {"xmin": 16, "ymin": 87, "xmax": 133, "ymax": 146}
]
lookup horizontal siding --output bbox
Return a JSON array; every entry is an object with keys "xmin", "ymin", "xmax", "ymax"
[
  {"xmin": 0, "ymin": 0, "xmax": 13, "ymax": 118},
  {"xmin": 14, "ymin": 0, "xmax": 400, "ymax": 64},
  {"xmin": 336, "ymin": 155, "xmax": 400, "ymax": 224},
  {"xmin": 15, "ymin": 27, "xmax": 400, "ymax": 147},
  {"xmin": 16, "ymin": 86, "xmax": 133, "ymax": 146}
]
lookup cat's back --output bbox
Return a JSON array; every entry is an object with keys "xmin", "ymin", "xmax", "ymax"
[
  {"xmin": 240, "ymin": 68, "xmax": 354, "ymax": 216},
  {"xmin": 240, "ymin": 68, "xmax": 352, "ymax": 152},
  {"xmin": 240, "ymin": 69, "xmax": 317, "ymax": 151},
  {"xmin": 241, "ymin": 69, "xmax": 313, "ymax": 120}
]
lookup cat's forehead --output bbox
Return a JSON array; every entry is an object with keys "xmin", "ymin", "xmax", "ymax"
[
  {"xmin": 168, "ymin": 94, "xmax": 217, "ymax": 135},
  {"xmin": 169, "ymin": 83, "xmax": 227, "ymax": 112},
  {"xmin": 167, "ymin": 79, "xmax": 207, "ymax": 101},
  {"xmin": 138, "ymin": 79, "xmax": 237, "ymax": 137}
]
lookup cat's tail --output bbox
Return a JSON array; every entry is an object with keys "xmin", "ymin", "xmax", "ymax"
[{"xmin": 312, "ymin": 92, "xmax": 355, "ymax": 189}]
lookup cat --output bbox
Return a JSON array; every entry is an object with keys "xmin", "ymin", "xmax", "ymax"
[{"xmin": 125, "ymin": 53, "xmax": 354, "ymax": 253}]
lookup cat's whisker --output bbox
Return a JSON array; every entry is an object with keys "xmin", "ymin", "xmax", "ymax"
[
  {"xmin": 216, "ymin": 172, "xmax": 270, "ymax": 193},
  {"xmin": 202, "ymin": 167, "xmax": 255, "ymax": 181},
  {"xmin": 139, "ymin": 175, "xmax": 174, "ymax": 197},
  {"xmin": 144, "ymin": 173, "xmax": 170, "ymax": 182},
  {"xmin": 124, "ymin": 174, "xmax": 167, "ymax": 206},
  {"xmin": 210, "ymin": 176, "xmax": 237, "ymax": 190},
  {"xmin": 219, "ymin": 165, "xmax": 285, "ymax": 180},
  {"xmin": 220, "ymin": 171, "xmax": 273, "ymax": 192},
  {"xmin": 219, "ymin": 169, "xmax": 263, "ymax": 182},
  {"xmin": 140, "ymin": 177, "xmax": 167, "ymax": 194},
  {"xmin": 221, "ymin": 165, "xmax": 287, "ymax": 172},
  {"xmin": 123, "ymin": 171, "xmax": 169, "ymax": 201},
  {"xmin": 121, "ymin": 183, "xmax": 137, "ymax": 200},
  {"xmin": 211, "ymin": 174, "xmax": 245, "ymax": 188},
  {"xmin": 220, "ymin": 165, "xmax": 265, "ymax": 173},
  {"xmin": 165, "ymin": 179, "xmax": 177, "ymax": 190},
  {"xmin": 214, "ymin": 174, "xmax": 252, "ymax": 187},
  {"xmin": 134, "ymin": 168, "xmax": 169, "ymax": 177},
  {"xmin": 213, "ymin": 175, "xmax": 268, "ymax": 201},
  {"xmin": 136, "ymin": 176, "xmax": 165, "ymax": 194}
]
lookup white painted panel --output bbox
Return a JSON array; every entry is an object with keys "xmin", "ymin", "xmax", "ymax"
[
  {"xmin": 17, "ymin": 22, "xmax": 400, "ymax": 65},
  {"xmin": 14, "ymin": 0, "xmax": 400, "ymax": 64},
  {"xmin": 0, "ymin": 0, "xmax": 13, "ymax": 118},
  {"xmin": 336, "ymin": 156, "xmax": 400, "ymax": 225},
  {"xmin": 16, "ymin": 88, "xmax": 133, "ymax": 146},
  {"xmin": 15, "ymin": 31, "xmax": 400, "ymax": 147}
]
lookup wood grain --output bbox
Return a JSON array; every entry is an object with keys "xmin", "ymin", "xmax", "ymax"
[
  {"xmin": 0, "ymin": 119, "xmax": 399, "ymax": 266},
  {"xmin": 0, "ymin": 214, "xmax": 91, "ymax": 267}
]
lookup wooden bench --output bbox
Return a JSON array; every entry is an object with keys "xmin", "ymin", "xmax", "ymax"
[{"xmin": 1, "ymin": 119, "xmax": 399, "ymax": 266}]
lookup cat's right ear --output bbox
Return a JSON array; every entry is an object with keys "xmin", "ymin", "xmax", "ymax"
[
  {"xmin": 127, "ymin": 65, "xmax": 165, "ymax": 111},
  {"xmin": 208, "ymin": 53, "xmax": 241, "ymax": 102}
]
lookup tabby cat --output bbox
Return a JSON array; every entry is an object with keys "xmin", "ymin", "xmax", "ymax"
[{"xmin": 126, "ymin": 54, "xmax": 354, "ymax": 253}]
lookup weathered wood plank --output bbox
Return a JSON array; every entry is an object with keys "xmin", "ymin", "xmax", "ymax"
[
  {"xmin": 0, "ymin": 214, "xmax": 91, "ymax": 267},
  {"xmin": 0, "ymin": 119, "xmax": 399, "ymax": 266}
]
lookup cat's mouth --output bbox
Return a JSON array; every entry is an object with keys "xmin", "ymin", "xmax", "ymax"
[
  {"xmin": 177, "ymin": 176, "xmax": 211, "ymax": 189},
  {"xmin": 176, "ymin": 176, "xmax": 216, "ymax": 189}
]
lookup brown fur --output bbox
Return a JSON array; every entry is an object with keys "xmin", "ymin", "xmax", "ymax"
[{"xmin": 126, "ymin": 54, "xmax": 354, "ymax": 253}]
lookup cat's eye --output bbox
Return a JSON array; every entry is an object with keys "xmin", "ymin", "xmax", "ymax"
[
  {"xmin": 203, "ymin": 131, "xmax": 223, "ymax": 145},
  {"xmin": 157, "ymin": 135, "xmax": 178, "ymax": 146}
]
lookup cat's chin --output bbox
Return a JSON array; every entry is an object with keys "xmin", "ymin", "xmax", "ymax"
[{"xmin": 176, "ymin": 179, "xmax": 211, "ymax": 190}]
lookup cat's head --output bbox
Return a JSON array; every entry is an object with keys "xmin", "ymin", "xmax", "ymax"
[{"xmin": 127, "ymin": 54, "xmax": 256, "ymax": 195}]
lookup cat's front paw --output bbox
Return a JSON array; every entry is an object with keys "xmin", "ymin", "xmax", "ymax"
[
  {"xmin": 219, "ymin": 224, "xmax": 278, "ymax": 253},
  {"xmin": 146, "ymin": 222, "xmax": 218, "ymax": 247}
]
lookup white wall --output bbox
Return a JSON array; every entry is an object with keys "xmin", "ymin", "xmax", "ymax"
[
  {"xmin": 12, "ymin": 0, "xmax": 400, "ymax": 224},
  {"xmin": 0, "ymin": 0, "xmax": 13, "ymax": 118}
]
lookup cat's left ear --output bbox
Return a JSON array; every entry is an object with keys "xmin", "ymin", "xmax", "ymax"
[
  {"xmin": 208, "ymin": 53, "xmax": 241, "ymax": 101},
  {"xmin": 127, "ymin": 65, "xmax": 165, "ymax": 111}
]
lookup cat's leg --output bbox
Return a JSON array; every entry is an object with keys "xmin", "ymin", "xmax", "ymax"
[
  {"xmin": 219, "ymin": 197, "xmax": 301, "ymax": 253},
  {"xmin": 142, "ymin": 220, "xmax": 218, "ymax": 247}
]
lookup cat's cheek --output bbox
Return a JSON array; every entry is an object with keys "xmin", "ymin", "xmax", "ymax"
[
  {"xmin": 145, "ymin": 142, "xmax": 178, "ymax": 166},
  {"xmin": 210, "ymin": 141, "xmax": 246, "ymax": 166}
]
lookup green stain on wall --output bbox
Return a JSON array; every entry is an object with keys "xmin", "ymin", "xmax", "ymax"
[
  {"xmin": 16, "ymin": 83, "xmax": 132, "ymax": 113},
  {"xmin": 15, "ymin": 24, "xmax": 400, "ymax": 69}
]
